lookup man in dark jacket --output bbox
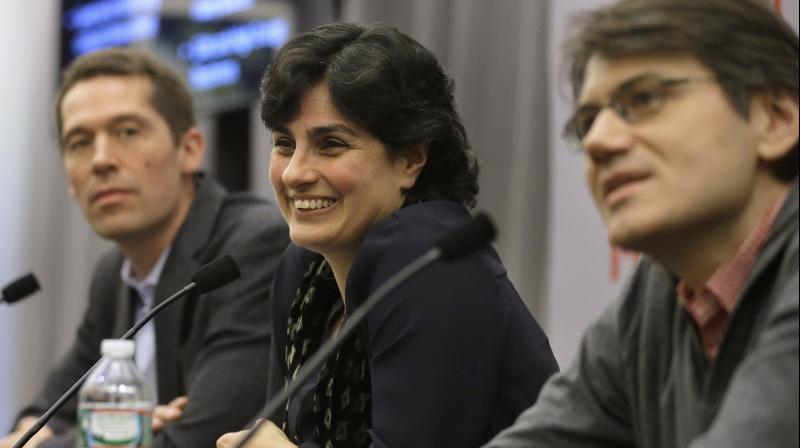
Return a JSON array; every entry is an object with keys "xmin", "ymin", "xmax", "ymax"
[
  {"xmin": 1, "ymin": 48, "xmax": 289, "ymax": 447},
  {"xmin": 486, "ymin": 0, "xmax": 799, "ymax": 447}
]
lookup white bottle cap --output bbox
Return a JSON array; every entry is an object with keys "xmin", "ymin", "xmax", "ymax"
[{"xmin": 100, "ymin": 339, "xmax": 135, "ymax": 358}]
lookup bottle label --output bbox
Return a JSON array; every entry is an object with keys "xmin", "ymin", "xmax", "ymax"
[{"xmin": 78, "ymin": 404, "xmax": 152, "ymax": 447}]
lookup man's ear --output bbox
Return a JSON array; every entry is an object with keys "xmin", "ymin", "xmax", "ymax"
[
  {"xmin": 753, "ymin": 91, "xmax": 799, "ymax": 163},
  {"xmin": 177, "ymin": 127, "xmax": 207, "ymax": 174},
  {"xmin": 396, "ymin": 143, "xmax": 429, "ymax": 190}
]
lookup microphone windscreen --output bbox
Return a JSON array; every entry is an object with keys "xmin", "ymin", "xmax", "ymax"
[
  {"xmin": 436, "ymin": 212, "xmax": 497, "ymax": 261},
  {"xmin": 2, "ymin": 273, "xmax": 41, "ymax": 304},
  {"xmin": 191, "ymin": 255, "xmax": 241, "ymax": 293}
]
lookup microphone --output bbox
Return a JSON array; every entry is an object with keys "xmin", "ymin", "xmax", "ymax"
[
  {"xmin": 436, "ymin": 212, "xmax": 496, "ymax": 261},
  {"xmin": 1, "ymin": 273, "xmax": 41, "ymax": 305},
  {"xmin": 233, "ymin": 212, "xmax": 496, "ymax": 448},
  {"xmin": 13, "ymin": 255, "xmax": 241, "ymax": 448},
  {"xmin": 192, "ymin": 253, "xmax": 241, "ymax": 293}
]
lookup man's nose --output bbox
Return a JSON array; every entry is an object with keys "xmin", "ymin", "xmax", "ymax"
[
  {"xmin": 91, "ymin": 134, "xmax": 119, "ymax": 174},
  {"xmin": 582, "ymin": 108, "xmax": 635, "ymax": 162}
]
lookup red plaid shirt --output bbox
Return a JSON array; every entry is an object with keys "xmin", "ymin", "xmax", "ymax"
[{"xmin": 677, "ymin": 190, "xmax": 789, "ymax": 359}]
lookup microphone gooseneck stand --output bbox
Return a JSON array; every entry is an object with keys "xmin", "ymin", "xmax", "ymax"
[
  {"xmin": 233, "ymin": 248, "xmax": 441, "ymax": 448},
  {"xmin": 13, "ymin": 255, "xmax": 241, "ymax": 448},
  {"xmin": 233, "ymin": 212, "xmax": 496, "ymax": 448}
]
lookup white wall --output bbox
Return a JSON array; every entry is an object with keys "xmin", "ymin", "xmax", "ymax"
[
  {"xmin": 0, "ymin": 0, "xmax": 113, "ymax": 428},
  {"xmin": 0, "ymin": 0, "xmax": 58, "ymax": 425}
]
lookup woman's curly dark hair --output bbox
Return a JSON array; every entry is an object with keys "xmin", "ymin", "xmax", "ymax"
[{"xmin": 260, "ymin": 22, "xmax": 479, "ymax": 208}]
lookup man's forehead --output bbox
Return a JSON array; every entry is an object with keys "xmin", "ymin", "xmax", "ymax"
[
  {"xmin": 61, "ymin": 75, "xmax": 157, "ymax": 131},
  {"xmin": 64, "ymin": 74, "xmax": 152, "ymax": 99},
  {"xmin": 578, "ymin": 53, "xmax": 708, "ymax": 104}
]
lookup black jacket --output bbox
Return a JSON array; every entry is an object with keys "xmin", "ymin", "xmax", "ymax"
[{"xmin": 268, "ymin": 200, "xmax": 559, "ymax": 447}]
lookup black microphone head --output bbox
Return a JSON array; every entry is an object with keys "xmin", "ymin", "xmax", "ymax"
[
  {"xmin": 2, "ymin": 272, "xmax": 41, "ymax": 304},
  {"xmin": 436, "ymin": 212, "xmax": 497, "ymax": 261},
  {"xmin": 191, "ymin": 255, "xmax": 241, "ymax": 294}
]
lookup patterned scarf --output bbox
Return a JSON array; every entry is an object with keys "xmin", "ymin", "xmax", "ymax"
[{"xmin": 284, "ymin": 257, "xmax": 372, "ymax": 447}]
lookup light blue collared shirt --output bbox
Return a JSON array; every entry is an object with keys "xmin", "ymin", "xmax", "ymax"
[{"xmin": 120, "ymin": 247, "xmax": 171, "ymax": 401}]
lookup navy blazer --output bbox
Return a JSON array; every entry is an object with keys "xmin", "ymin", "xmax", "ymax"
[{"xmin": 268, "ymin": 201, "xmax": 559, "ymax": 447}]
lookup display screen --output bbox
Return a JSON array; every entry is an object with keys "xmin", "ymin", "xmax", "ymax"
[{"xmin": 60, "ymin": 0, "xmax": 293, "ymax": 105}]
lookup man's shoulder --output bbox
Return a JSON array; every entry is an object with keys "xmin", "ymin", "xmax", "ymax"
[
  {"xmin": 219, "ymin": 190, "xmax": 283, "ymax": 217},
  {"xmin": 215, "ymin": 190, "xmax": 285, "ymax": 233},
  {"xmin": 356, "ymin": 200, "xmax": 471, "ymax": 265},
  {"xmin": 765, "ymin": 222, "xmax": 799, "ymax": 315},
  {"xmin": 591, "ymin": 258, "xmax": 678, "ymax": 351},
  {"xmin": 186, "ymin": 186, "xmax": 287, "ymax": 253},
  {"xmin": 166, "ymin": 182, "xmax": 289, "ymax": 291}
]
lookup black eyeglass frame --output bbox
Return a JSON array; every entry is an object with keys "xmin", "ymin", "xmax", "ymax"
[{"xmin": 562, "ymin": 74, "xmax": 718, "ymax": 153}]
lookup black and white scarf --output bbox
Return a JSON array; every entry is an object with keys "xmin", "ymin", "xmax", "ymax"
[{"xmin": 284, "ymin": 257, "xmax": 372, "ymax": 447}]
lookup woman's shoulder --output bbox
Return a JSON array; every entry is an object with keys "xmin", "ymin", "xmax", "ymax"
[
  {"xmin": 361, "ymin": 200, "xmax": 471, "ymax": 257},
  {"xmin": 346, "ymin": 201, "xmax": 506, "ymax": 305}
]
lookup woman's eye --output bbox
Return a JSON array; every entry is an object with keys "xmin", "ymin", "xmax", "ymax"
[
  {"xmin": 321, "ymin": 139, "xmax": 346, "ymax": 150},
  {"xmin": 273, "ymin": 138, "xmax": 294, "ymax": 152}
]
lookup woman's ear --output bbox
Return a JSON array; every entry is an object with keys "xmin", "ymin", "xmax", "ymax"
[
  {"xmin": 753, "ymin": 91, "xmax": 799, "ymax": 164},
  {"xmin": 395, "ymin": 143, "xmax": 429, "ymax": 190}
]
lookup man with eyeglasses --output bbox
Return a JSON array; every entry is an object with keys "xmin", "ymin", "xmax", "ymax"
[{"xmin": 485, "ymin": 0, "xmax": 798, "ymax": 447}]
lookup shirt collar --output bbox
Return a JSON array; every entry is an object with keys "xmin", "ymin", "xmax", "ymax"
[
  {"xmin": 120, "ymin": 246, "xmax": 172, "ymax": 294},
  {"xmin": 678, "ymin": 187, "xmax": 790, "ymax": 313}
]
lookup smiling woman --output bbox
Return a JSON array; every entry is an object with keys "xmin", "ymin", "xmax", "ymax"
[
  {"xmin": 216, "ymin": 22, "xmax": 559, "ymax": 448},
  {"xmin": 267, "ymin": 82, "xmax": 424, "ymax": 286}
]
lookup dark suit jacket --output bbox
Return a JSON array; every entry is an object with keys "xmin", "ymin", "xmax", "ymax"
[
  {"xmin": 18, "ymin": 179, "xmax": 289, "ymax": 447},
  {"xmin": 267, "ymin": 200, "xmax": 559, "ymax": 447}
]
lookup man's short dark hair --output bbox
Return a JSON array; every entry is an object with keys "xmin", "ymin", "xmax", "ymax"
[
  {"xmin": 564, "ymin": 0, "xmax": 799, "ymax": 181},
  {"xmin": 55, "ymin": 47, "xmax": 196, "ymax": 146},
  {"xmin": 260, "ymin": 22, "xmax": 480, "ymax": 208}
]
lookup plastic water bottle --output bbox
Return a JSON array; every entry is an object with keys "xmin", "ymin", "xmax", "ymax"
[{"xmin": 77, "ymin": 339, "xmax": 155, "ymax": 447}]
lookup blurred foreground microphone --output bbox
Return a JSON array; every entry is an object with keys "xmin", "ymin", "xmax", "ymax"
[
  {"xmin": 1, "ymin": 273, "xmax": 41, "ymax": 305},
  {"xmin": 233, "ymin": 212, "xmax": 496, "ymax": 448},
  {"xmin": 14, "ymin": 255, "xmax": 241, "ymax": 448}
]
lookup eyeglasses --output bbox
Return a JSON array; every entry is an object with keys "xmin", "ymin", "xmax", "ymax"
[{"xmin": 562, "ymin": 74, "xmax": 717, "ymax": 153}]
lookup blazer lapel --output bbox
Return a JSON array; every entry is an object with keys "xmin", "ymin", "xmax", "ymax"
[{"xmin": 153, "ymin": 178, "xmax": 227, "ymax": 402}]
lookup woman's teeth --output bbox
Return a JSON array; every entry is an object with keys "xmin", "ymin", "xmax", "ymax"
[{"xmin": 294, "ymin": 199, "xmax": 334, "ymax": 210}]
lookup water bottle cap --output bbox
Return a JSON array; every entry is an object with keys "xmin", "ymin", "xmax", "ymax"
[{"xmin": 100, "ymin": 339, "xmax": 135, "ymax": 358}]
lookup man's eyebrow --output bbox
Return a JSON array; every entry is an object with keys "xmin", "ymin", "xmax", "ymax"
[
  {"xmin": 62, "ymin": 127, "xmax": 90, "ymax": 143},
  {"xmin": 578, "ymin": 72, "xmax": 658, "ymax": 106},
  {"xmin": 62, "ymin": 113, "xmax": 149, "ymax": 140},
  {"xmin": 107, "ymin": 113, "xmax": 148, "ymax": 126}
]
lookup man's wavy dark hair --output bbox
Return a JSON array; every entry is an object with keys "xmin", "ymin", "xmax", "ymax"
[
  {"xmin": 564, "ymin": 0, "xmax": 799, "ymax": 181},
  {"xmin": 260, "ymin": 22, "xmax": 480, "ymax": 208}
]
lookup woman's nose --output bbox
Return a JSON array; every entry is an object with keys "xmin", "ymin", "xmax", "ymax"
[{"xmin": 281, "ymin": 147, "xmax": 320, "ymax": 188}]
